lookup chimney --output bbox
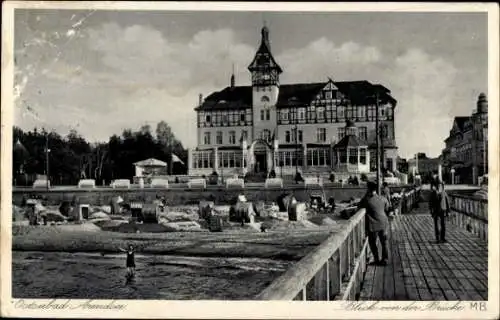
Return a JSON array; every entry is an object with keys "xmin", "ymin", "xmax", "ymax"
[
  {"xmin": 230, "ymin": 63, "xmax": 235, "ymax": 88},
  {"xmin": 198, "ymin": 94, "xmax": 203, "ymax": 106}
]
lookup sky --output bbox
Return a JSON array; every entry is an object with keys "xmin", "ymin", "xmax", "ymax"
[{"xmin": 13, "ymin": 9, "xmax": 488, "ymax": 159}]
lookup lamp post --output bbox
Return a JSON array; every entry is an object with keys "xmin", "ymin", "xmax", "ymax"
[
  {"xmin": 45, "ymin": 133, "xmax": 50, "ymax": 190},
  {"xmin": 295, "ymin": 120, "xmax": 299, "ymax": 178},
  {"xmin": 375, "ymin": 91, "xmax": 381, "ymax": 195}
]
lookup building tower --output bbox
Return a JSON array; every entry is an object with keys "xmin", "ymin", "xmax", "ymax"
[
  {"xmin": 472, "ymin": 93, "xmax": 488, "ymax": 182},
  {"xmin": 248, "ymin": 25, "xmax": 283, "ymax": 143}
]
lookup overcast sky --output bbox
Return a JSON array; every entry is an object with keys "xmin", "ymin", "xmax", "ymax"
[{"xmin": 13, "ymin": 9, "xmax": 487, "ymax": 158}]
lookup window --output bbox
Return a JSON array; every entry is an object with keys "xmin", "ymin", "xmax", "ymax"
[
  {"xmin": 266, "ymin": 109, "xmax": 270, "ymax": 121},
  {"xmin": 368, "ymin": 106, "xmax": 376, "ymax": 121},
  {"xmin": 216, "ymin": 131, "xmax": 223, "ymax": 144},
  {"xmin": 298, "ymin": 130, "xmax": 303, "ymax": 143},
  {"xmin": 285, "ymin": 131, "xmax": 291, "ymax": 143},
  {"xmin": 203, "ymin": 132, "xmax": 211, "ymax": 145},
  {"xmin": 381, "ymin": 124, "xmax": 389, "ymax": 138},
  {"xmin": 325, "ymin": 90, "xmax": 332, "ymax": 100},
  {"xmin": 261, "ymin": 129, "xmax": 271, "ymax": 142},
  {"xmin": 337, "ymin": 106, "xmax": 345, "ymax": 120},
  {"xmin": 386, "ymin": 159, "xmax": 393, "ymax": 171},
  {"xmin": 307, "ymin": 106, "xmax": 316, "ymax": 122},
  {"xmin": 241, "ymin": 130, "xmax": 248, "ymax": 141},
  {"xmin": 317, "ymin": 107, "xmax": 325, "ymax": 121},
  {"xmin": 358, "ymin": 126, "xmax": 367, "ymax": 140},
  {"xmin": 358, "ymin": 106, "xmax": 366, "ymax": 120},
  {"xmin": 338, "ymin": 127, "xmax": 346, "ymax": 140},
  {"xmin": 346, "ymin": 106, "xmax": 354, "ymax": 120},
  {"xmin": 218, "ymin": 151, "xmax": 240, "ymax": 168},
  {"xmin": 240, "ymin": 112, "xmax": 245, "ymax": 122},
  {"xmin": 229, "ymin": 131, "xmax": 236, "ymax": 144},
  {"xmin": 192, "ymin": 151, "xmax": 213, "ymax": 169},
  {"xmin": 387, "ymin": 107, "xmax": 393, "ymax": 119},
  {"xmin": 360, "ymin": 148, "xmax": 367, "ymax": 165},
  {"xmin": 349, "ymin": 148, "xmax": 358, "ymax": 164},
  {"xmin": 260, "ymin": 110, "xmax": 265, "ymax": 121},
  {"xmin": 281, "ymin": 109, "xmax": 289, "ymax": 121},
  {"xmin": 339, "ymin": 150, "xmax": 347, "ymax": 163},
  {"xmin": 298, "ymin": 108, "xmax": 305, "ymax": 121},
  {"xmin": 205, "ymin": 114, "xmax": 211, "ymax": 123},
  {"xmin": 261, "ymin": 96, "xmax": 270, "ymax": 102},
  {"xmin": 307, "ymin": 149, "xmax": 330, "ymax": 166},
  {"xmin": 317, "ymin": 128, "xmax": 327, "ymax": 142}
]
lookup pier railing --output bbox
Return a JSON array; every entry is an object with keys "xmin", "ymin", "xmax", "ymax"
[
  {"xmin": 255, "ymin": 208, "xmax": 368, "ymax": 300},
  {"xmin": 448, "ymin": 193, "xmax": 488, "ymax": 240},
  {"xmin": 255, "ymin": 186, "xmax": 422, "ymax": 301},
  {"xmin": 399, "ymin": 187, "xmax": 421, "ymax": 214}
]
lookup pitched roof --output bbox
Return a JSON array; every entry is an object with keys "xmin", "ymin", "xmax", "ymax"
[
  {"xmin": 133, "ymin": 158, "xmax": 167, "ymax": 167},
  {"xmin": 454, "ymin": 116, "xmax": 471, "ymax": 131},
  {"xmin": 248, "ymin": 26, "xmax": 283, "ymax": 73},
  {"xmin": 333, "ymin": 134, "xmax": 366, "ymax": 149},
  {"xmin": 196, "ymin": 80, "xmax": 396, "ymax": 111}
]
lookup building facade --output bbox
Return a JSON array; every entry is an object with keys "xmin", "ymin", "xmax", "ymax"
[
  {"xmin": 407, "ymin": 153, "xmax": 441, "ymax": 184},
  {"xmin": 187, "ymin": 26, "xmax": 398, "ymax": 178},
  {"xmin": 441, "ymin": 93, "xmax": 488, "ymax": 184}
]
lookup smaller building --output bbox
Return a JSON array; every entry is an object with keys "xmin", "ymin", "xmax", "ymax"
[
  {"xmin": 408, "ymin": 153, "xmax": 440, "ymax": 184},
  {"xmin": 133, "ymin": 158, "xmax": 168, "ymax": 179},
  {"xmin": 441, "ymin": 93, "xmax": 488, "ymax": 184},
  {"xmin": 332, "ymin": 120, "xmax": 370, "ymax": 174}
]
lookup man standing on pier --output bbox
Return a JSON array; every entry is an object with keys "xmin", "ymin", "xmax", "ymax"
[
  {"xmin": 359, "ymin": 181, "xmax": 390, "ymax": 266},
  {"xmin": 429, "ymin": 181, "xmax": 450, "ymax": 243}
]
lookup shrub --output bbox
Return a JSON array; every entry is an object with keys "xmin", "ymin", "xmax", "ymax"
[
  {"xmin": 360, "ymin": 173, "xmax": 368, "ymax": 182},
  {"xmin": 208, "ymin": 171, "xmax": 219, "ymax": 185},
  {"xmin": 269, "ymin": 170, "xmax": 276, "ymax": 178},
  {"xmin": 329, "ymin": 172, "xmax": 335, "ymax": 182},
  {"xmin": 294, "ymin": 171, "xmax": 304, "ymax": 183}
]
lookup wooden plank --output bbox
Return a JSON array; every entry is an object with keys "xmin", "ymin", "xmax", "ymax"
[{"xmin": 357, "ymin": 202, "xmax": 487, "ymax": 301}]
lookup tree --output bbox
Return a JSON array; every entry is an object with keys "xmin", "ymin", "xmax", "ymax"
[{"xmin": 156, "ymin": 121, "xmax": 175, "ymax": 148}]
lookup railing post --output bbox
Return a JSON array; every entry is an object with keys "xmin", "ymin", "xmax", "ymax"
[{"xmin": 325, "ymin": 260, "xmax": 330, "ymax": 301}]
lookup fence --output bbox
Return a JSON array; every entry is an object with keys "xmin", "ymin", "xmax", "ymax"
[
  {"xmin": 255, "ymin": 209, "xmax": 367, "ymax": 300},
  {"xmin": 188, "ymin": 178, "xmax": 207, "ymax": 189},
  {"xmin": 304, "ymin": 176, "xmax": 323, "ymax": 187},
  {"xmin": 265, "ymin": 178, "xmax": 284, "ymax": 189},
  {"xmin": 448, "ymin": 193, "xmax": 488, "ymax": 240},
  {"xmin": 225, "ymin": 178, "xmax": 244, "ymax": 189},
  {"xmin": 398, "ymin": 187, "xmax": 421, "ymax": 214}
]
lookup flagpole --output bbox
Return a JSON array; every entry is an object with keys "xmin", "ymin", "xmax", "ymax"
[{"xmin": 375, "ymin": 91, "xmax": 381, "ymax": 195}]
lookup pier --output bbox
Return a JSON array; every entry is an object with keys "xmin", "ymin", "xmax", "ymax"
[{"xmin": 255, "ymin": 188, "xmax": 488, "ymax": 301}]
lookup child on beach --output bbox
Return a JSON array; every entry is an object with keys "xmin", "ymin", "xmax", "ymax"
[{"xmin": 119, "ymin": 245, "xmax": 136, "ymax": 278}]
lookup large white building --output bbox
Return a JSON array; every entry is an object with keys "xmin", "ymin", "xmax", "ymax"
[{"xmin": 187, "ymin": 25, "xmax": 398, "ymax": 179}]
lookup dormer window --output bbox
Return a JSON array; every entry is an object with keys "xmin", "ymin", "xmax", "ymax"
[{"xmin": 205, "ymin": 115, "xmax": 211, "ymax": 123}]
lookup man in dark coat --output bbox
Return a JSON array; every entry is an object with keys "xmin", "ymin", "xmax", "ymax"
[
  {"xmin": 429, "ymin": 181, "xmax": 450, "ymax": 243},
  {"xmin": 358, "ymin": 181, "xmax": 390, "ymax": 266}
]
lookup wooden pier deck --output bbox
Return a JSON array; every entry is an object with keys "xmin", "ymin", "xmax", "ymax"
[{"xmin": 359, "ymin": 204, "xmax": 488, "ymax": 301}]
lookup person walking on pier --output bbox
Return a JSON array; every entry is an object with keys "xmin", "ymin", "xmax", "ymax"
[
  {"xmin": 429, "ymin": 181, "xmax": 450, "ymax": 243},
  {"xmin": 359, "ymin": 181, "xmax": 390, "ymax": 266}
]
